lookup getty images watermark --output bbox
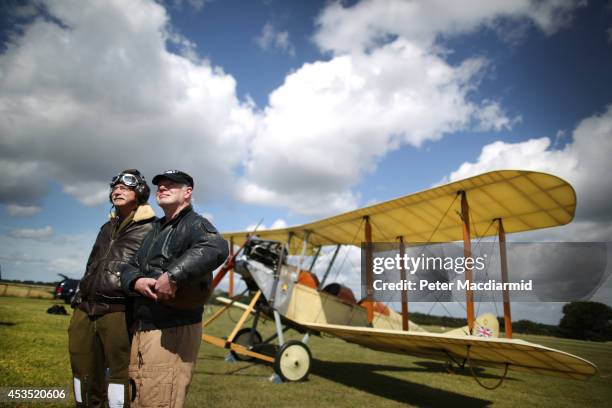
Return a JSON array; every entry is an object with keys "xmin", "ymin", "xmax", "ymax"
[{"xmin": 361, "ymin": 242, "xmax": 609, "ymax": 302}]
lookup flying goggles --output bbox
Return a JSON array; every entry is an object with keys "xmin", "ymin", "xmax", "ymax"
[{"xmin": 110, "ymin": 173, "xmax": 140, "ymax": 188}]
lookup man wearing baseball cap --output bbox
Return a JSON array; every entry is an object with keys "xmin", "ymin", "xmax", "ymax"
[{"xmin": 121, "ymin": 170, "xmax": 228, "ymax": 408}]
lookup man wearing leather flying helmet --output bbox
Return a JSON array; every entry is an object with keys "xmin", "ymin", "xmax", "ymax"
[
  {"xmin": 68, "ymin": 170, "xmax": 156, "ymax": 408},
  {"xmin": 121, "ymin": 170, "xmax": 228, "ymax": 408}
]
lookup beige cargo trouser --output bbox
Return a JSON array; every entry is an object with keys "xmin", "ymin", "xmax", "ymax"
[{"xmin": 128, "ymin": 322, "xmax": 201, "ymax": 408}]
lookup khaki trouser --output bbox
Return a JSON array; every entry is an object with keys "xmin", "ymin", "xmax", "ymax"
[
  {"xmin": 68, "ymin": 308, "xmax": 130, "ymax": 407},
  {"xmin": 129, "ymin": 322, "xmax": 201, "ymax": 408}
]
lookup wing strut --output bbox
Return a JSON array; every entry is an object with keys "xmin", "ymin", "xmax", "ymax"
[
  {"xmin": 318, "ymin": 244, "xmax": 341, "ymax": 289},
  {"xmin": 296, "ymin": 231, "xmax": 311, "ymax": 276},
  {"xmin": 364, "ymin": 215, "xmax": 374, "ymax": 324},
  {"xmin": 460, "ymin": 191, "xmax": 475, "ymax": 332},
  {"xmin": 228, "ymin": 236, "xmax": 234, "ymax": 297},
  {"xmin": 309, "ymin": 246, "xmax": 322, "ymax": 272},
  {"xmin": 398, "ymin": 236, "xmax": 409, "ymax": 331},
  {"xmin": 497, "ymin": 218, "xmax": 513, "ymax": 338}
]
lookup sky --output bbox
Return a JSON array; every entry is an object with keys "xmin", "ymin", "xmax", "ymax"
[{"xmin": 0, "ymin": 0, "xmax": 611, "ymax": 324}]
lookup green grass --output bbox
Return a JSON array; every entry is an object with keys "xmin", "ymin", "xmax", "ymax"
[
  {"xmin": 0, "ymin": 297, "xmax": 72, "ymax": 407},
  {"xmin": 1, "ymin": 297, "xmax": 611, "ymax": 407}
]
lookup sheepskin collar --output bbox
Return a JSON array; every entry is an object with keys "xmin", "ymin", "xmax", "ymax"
[
  {"xmin": 133, "ymin": 204, "xmax": 156, "ymax": 222},
  {"xmin": 110, "ymin": 204, "xmax": 156, "ymax": 222}
]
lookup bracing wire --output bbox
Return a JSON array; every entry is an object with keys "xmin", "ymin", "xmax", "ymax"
[
  {"xmin": 425, "ymin": 193, "xmax": 460, "ymax": 244},
  {"xmin": 311, "ymin": 218, "xmax": 365, "ymax": 325},
  {"xmin": 368, "ymin": 217, "xmax": 400, "ymax": 325},
  {"xmin": 329, "ymin": 219, "xmax": 365, "ymax": 285},
  {"xmin": 369, "ymin": 212, "xmax": 461, "ymax": 326},
  {"xmin": 475, "ymin": 236, "xmax": 498, "ymax": 318},
  {"xmin": 470, "ymin": 218, "xmax": 496, "ymax": 317},
  {"xmin": 416, "ymin": 194, "xmax": 461, "ymax": 319}
]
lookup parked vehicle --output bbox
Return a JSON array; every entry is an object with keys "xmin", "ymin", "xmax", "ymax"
[{"xmin": 54, "ymin": 274, "xmax": 79, "ymax": 304}]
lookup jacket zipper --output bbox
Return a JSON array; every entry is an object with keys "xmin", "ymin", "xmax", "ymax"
[
  {"xmin": 102, "ymin": 219, "xmax": 131, "ymax": 271},
  {"xmin": 97, "ymin": 219, "xmax": 135, "ymax": 294}
]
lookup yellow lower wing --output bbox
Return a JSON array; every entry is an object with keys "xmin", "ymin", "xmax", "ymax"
[{"xmin": 303, "ymin": 322, "xmax": 597, "ymax": 380}]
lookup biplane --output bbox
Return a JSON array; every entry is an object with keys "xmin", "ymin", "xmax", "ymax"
[{"xmin": 202, "ymin": 170, "xmax": 597, "ymax": 388}]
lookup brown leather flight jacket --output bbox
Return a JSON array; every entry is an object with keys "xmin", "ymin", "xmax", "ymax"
[{"xmin": 78, "ymin": 204, "xmax": 156, "ymax": 315}]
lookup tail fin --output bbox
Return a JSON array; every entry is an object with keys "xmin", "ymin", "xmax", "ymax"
[{"xmin": 444, "ymin": 313, "xmax": 500, "ymax": 337}]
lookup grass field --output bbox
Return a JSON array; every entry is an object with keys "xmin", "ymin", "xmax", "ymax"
[{"xmin": 1, "ymin": 296, "xmax": 611, "ymax": 407}]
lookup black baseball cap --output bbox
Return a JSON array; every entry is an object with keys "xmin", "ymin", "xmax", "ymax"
[{"xmin": 152, "ymin": 170, "xmax": 194, "ymax": 188}]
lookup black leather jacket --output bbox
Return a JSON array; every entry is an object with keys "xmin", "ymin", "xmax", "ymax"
[
  {"xmin": 78, "ymin": 205, "xmax": 156, "ymax": 315},
  {"xmin": 121, "ymin": 205, "xmax": 228, "ymax": 330}
]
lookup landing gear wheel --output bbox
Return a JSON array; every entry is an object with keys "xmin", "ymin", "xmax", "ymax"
[
  {"xmin": 231, "ymin": 328, "xmax": 263, "ymax": 362},
  {"xmin": 274, "ymin": 340, "xmax": 312, "ymax": 382}
]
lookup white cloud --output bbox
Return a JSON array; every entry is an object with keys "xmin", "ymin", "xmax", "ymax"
[
  {"xmin": 201, "ymin": 211, "xmax": 214, "ymax": 222},
  {"xmin": 245, "ymin": 223, "xmax": 261, "ymax": 232},
  {"xmin": 515, "ymin": 220, "xmax": 612, "ymax": 244},
  {"xmin": 238, "ymin": 41, "xmax": 513, "ymax": 215},
  {"xmin": 171, "ymin": 0, "xmax": 208, "ymax": 12},
  {"xmin": 447, "ymin": 137, "xmax": 572, "ymax": 181},
  {"xmin": 0, "ymin": 252, "xmax": 46, "ymax": 264},
  {"xmin": 446, "ymin": 105, "xmax": 612, "ymax": 224},
  {"xmin": 553, "ymin": 129, "xmax": 567, "ymax": 148},
  {"xmin": 48, "ymin": 257, "xmax": 83, "ymax": 272},
  {"xmin": 165, "ymin": 26, "xmax": 200, "ymax": 62},
  {"xmin": 238, "ymin": 180, "xmax": 360, "ymax": 216},
  {"xmin": 0, "ymin": 231, "xmax": 93, "ymax": 280},
  {"xmin": 6, "ymin": 204, "xmax": 42, "ymax": 217},
  {"xmin": 245, "ymin": 218, "xmax": 287, "ymax": 231},
  {"xmin": 0, "ymin": 0, "xmax": 257, "ymax": 208},
  {"xmin": 271, "ymin": 218, "xmax": 287, "ymax": 229},
  {"xmin": 313, "ymin": 0, "xmax": 584, "ymax": 54},
  {"xmin": 235, "ymin": 0, "xmax": 582, "ymax": 216},
  {"xmin": 311, "ymin": 245, "xmax": 362, "ymax": 294},
  {"xmin": 255, "ymin": 23, "xmax": 296, "ymax": 56},
  {"xmin": 7, "ymin": 225, "xmax": 54, "ymax": 240},
  {"xmin": 474, "ymin": 100, "xmax": 522, "ymax": 131},
  {"xmin": 0, "ymin": 160, "xmax": 48, "ymax": 206},
  {"xmin": 0, "ymin": 0, "xmax": 585, "ymax": 220},
  {"xmin": 63, "ymin": 183, "xmax": 110, "ymax": 207}
]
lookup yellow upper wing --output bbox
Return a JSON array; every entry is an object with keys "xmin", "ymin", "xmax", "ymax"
[{"xmin": 224, "ymin": 170, "xmax": 576, "ymax": 254}]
